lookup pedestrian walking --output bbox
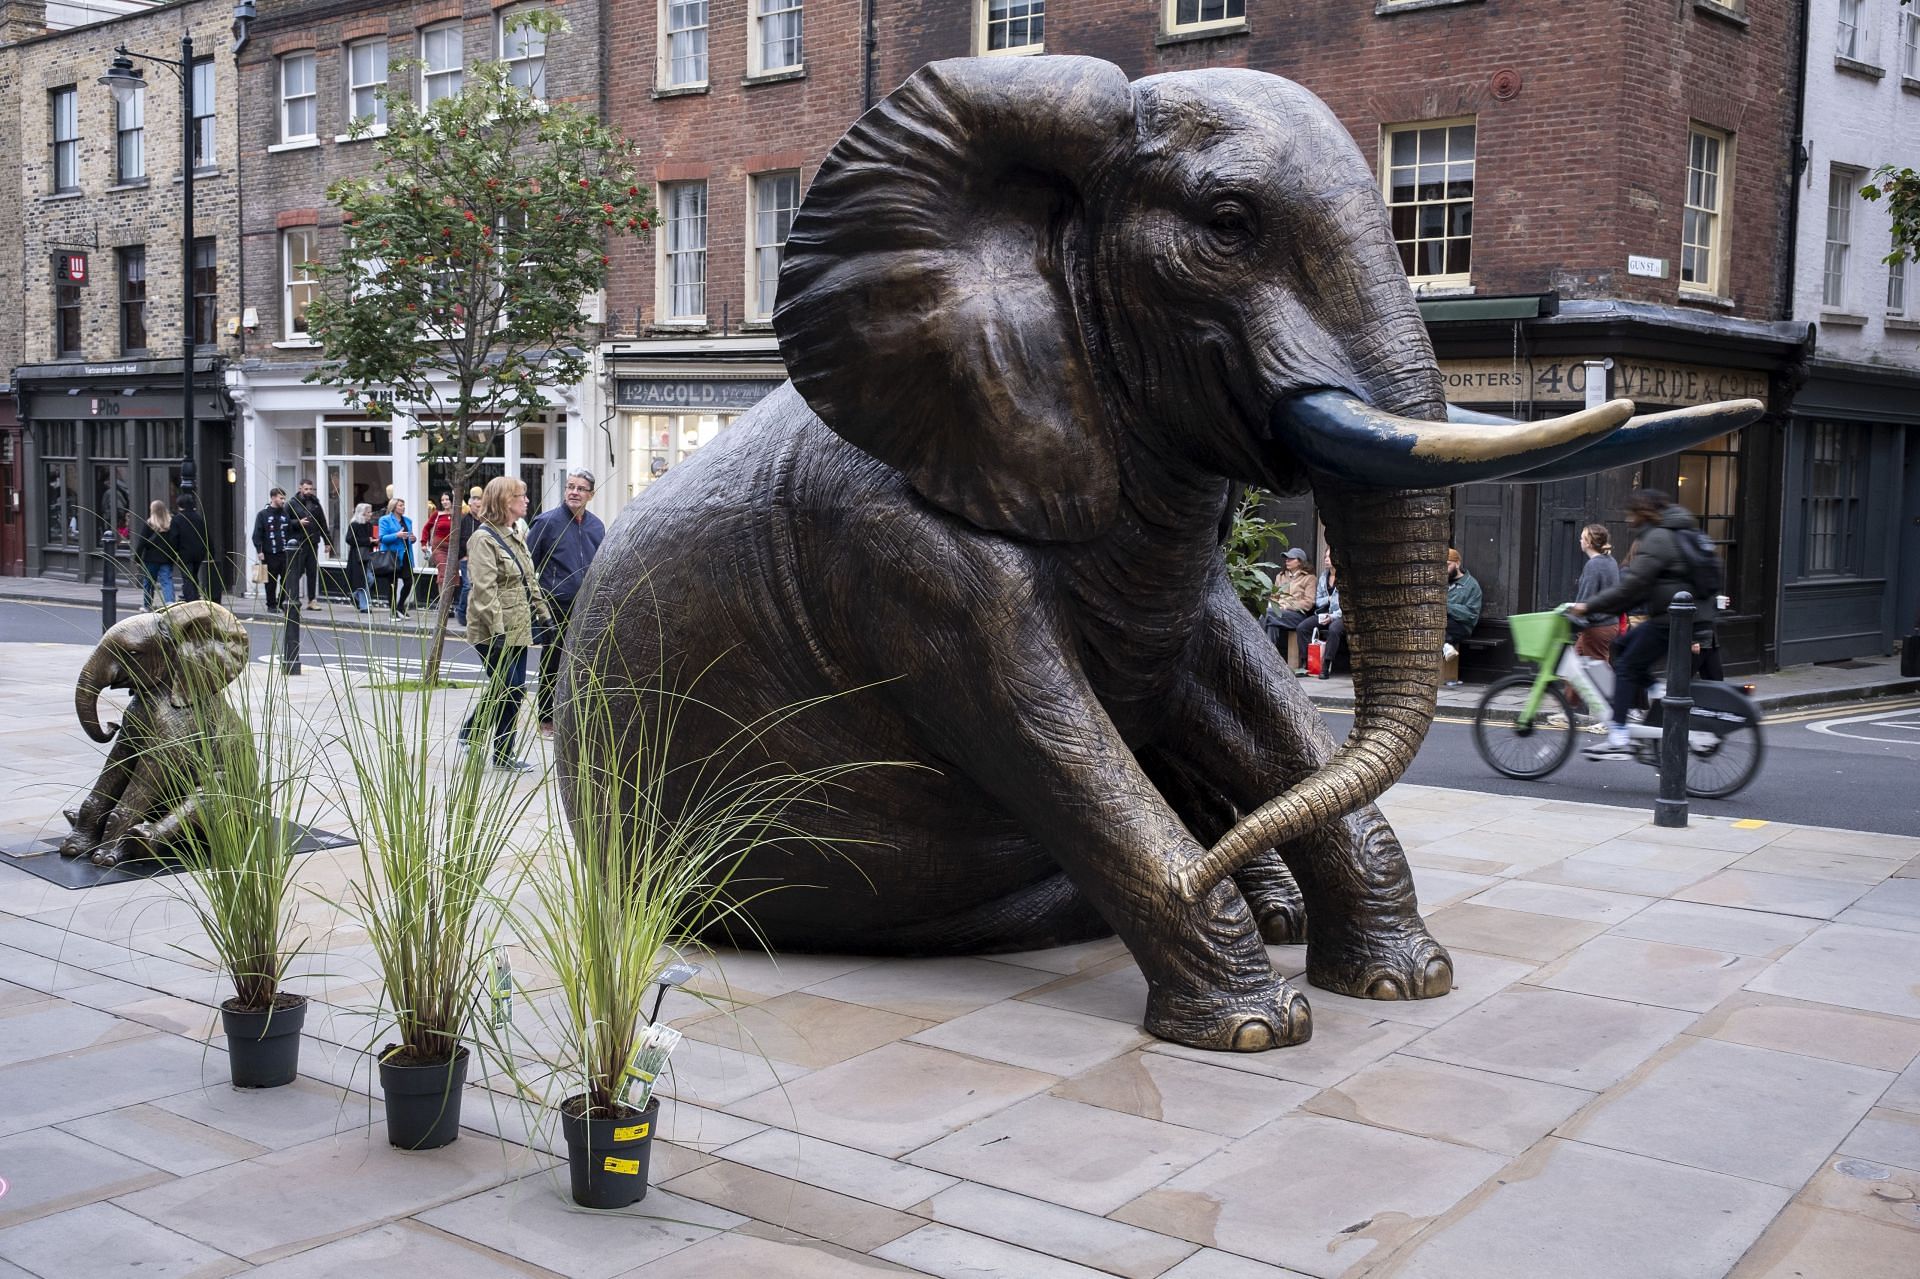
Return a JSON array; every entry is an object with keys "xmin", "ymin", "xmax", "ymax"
[
  {"xmin": 455, "ymin": 486, "xmax": 483, "ymax": 625},
  {"xmin": 287, "ymin": 477, "xmax": 333, "ymax": 608},
  {"xmin": 133, "ymin": 501, "xmax": 176, "ymax": 609},
  {"xmin": 343, "ymin": 503, "xmax": 377, "ymax": 613},
  {"xmin": 171, "ymin": 493, "xmax": 216, "ymax": 604},
  {"xmin": 251, "ymin": 488, "xmax": 296, "ymax": 613},
  {"xmin": 460, "ymin": 476, "xmax": 550, "ymax": 772},
  {"xmin": 1443, "ymin": 549, "xmax": 1483, "ymax": 685},
  {"xmin": 424, "ymin": 491, "xmax": 455, "ymax": 601},
  {"xmin": 1573, "ymin": 523, "xmax": 1620, "ymax": 661},
  {"xmin": 376, "ymin": 498, "xmax": 417, "ymax": 618},
  {"xmin": 1569, "ymin": 490, "xmax": 1719, "ymax": 760},
  {"xmin": 526, "ymin": 469, "xmax": 607, "ymax": 734}
]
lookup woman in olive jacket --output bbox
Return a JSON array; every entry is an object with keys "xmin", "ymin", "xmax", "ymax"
[{"xmin": 458, "ymin": 476, "xmax": 550, "ymax": 772}]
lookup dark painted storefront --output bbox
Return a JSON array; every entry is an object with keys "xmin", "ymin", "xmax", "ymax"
[
  {"xmin": 15, "ymin": 359, "xmax": 237, "ymax": 586},
  {"xmin": 1, "ymin": 390, "xmax": 21, "ymax": 577}
]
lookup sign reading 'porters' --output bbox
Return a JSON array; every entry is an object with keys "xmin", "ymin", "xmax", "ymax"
[
  {"xmin": 615, "ymin": 378, "xmax": 784, "ymax": 411},
  {"xmin": 1439, "ymin": 359, "xmax": 1770, "ymax": 409}
]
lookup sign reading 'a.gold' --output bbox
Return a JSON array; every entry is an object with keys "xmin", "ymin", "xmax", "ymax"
[{"xmin": 1439, "ymin": 359, "xmax": 1771, "ymax": 409}]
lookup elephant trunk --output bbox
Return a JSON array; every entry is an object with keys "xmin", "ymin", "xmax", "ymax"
[
  {"xmin": 75, "ymin": 644, "xmax": 126, "ymax": 743},
  {"xmin": 1175, "ymin": 482, "xmax": 1449, "ymax": 902}
]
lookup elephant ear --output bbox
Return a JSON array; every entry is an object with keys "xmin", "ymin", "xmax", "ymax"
[{"xmin": 774, "ymin": 56, "xmax": 1135, "ymax": 542}]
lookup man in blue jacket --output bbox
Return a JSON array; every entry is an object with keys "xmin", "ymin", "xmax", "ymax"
[{"xmin": 526, "ymin": 470, "xmax": 607, "ymax": 733}]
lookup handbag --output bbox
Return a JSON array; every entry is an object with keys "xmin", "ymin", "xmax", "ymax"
[
  {"xmin": 1305, "ymin": 628, "xmax": 1327, "ymax": 677},
  {"xmin": 370, "ymin": 549, "xmax": 398, "ymax": 577},
  {"xmin": 249, "ymin": 561, "xmax": 269, "ymax": 585}
]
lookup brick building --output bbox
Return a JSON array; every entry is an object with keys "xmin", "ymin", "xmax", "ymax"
[
  {"xmin": 2, "ymin": 0, "xmax": 244, "ymax": 583},
  {"xmin": 230, "ymin": 0, "xmax": 607, "ymax": 584},
  {"xmin": 601, "ymin": 0, "xmax": 1816, "ymax": 670}
]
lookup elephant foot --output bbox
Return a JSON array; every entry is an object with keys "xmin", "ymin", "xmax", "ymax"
[
  {"xmin": 1306, "ymin": 924, "xmax": 1453, "ymax": 1002},
  {"xmin": 1254, "ymin": 899, "xmax": 1308, "ymax": 946},
  {"xmin": 1236, "ymin": 858, "xmax": 1308, "ymax": 945},
  {"xmin": 56, "ymin": 832, "xmax": 94, "ymax": 860},
  {"xmin": 1144, "ymin": 976, "xmax": 1312, "ymax": 1052}
]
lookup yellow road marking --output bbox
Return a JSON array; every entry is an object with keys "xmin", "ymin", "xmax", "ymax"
[{"xmin": 1730, "ymin": 819, "xmax": 1769, "ymax": 829}]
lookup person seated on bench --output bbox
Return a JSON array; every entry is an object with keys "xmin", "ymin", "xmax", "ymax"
[
  {"xmin": 1311, "ymin": 554, "xmax": 1345, "ymax": 680},
  {"xmin": 1263, "ymin": 547, "xmax": 1317, "ymax": 670}
]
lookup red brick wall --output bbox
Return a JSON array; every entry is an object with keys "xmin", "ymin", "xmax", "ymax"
[{"xmin": 608, "ymin": 0, "xmax": 1798, "ymax": 331}]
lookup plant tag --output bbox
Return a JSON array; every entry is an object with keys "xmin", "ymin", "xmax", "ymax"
[
  {"xmin": 488, "ymin": 947, "xmax": 513, "ymax": 1030},
  {"xmin": 613, "ymin": 1122, "xmax": 650, "ymax": 1142},
  {"xmin": 602, "ymin": 1156, "xmax": 640, "ymax": 1175},
  {"xmin": 617, "ymin": 1022, "xmax": 682, "ymax": 1110}
]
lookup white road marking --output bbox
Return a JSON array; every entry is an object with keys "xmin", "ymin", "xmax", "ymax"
[{"xmin": 1808, "ymin": 705, "xmax": 1920, "ymax": 744}]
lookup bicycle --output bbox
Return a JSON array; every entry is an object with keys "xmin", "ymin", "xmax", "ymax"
[{"xmin": 1470, "ymin": 608, "xmax": 1765, "ymax": 799}]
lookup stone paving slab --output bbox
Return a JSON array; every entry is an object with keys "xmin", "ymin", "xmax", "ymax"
[{"xmin": 3, "ymin": 640, "xmax": 1920, "ymax": 1276}]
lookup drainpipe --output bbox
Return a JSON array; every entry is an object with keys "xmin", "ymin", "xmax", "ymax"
[
  {"xmin": 1782, "ymin": 0, "xmax": 1812, "ymax": 323},
  {"xmin": 861, "ymin": 0, "xmax": 876, "ymax": 111}
]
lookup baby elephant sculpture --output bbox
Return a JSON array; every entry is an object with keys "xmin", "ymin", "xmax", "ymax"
[
  {"xmin": 60, "ymin": 601, "xmax": 251, "ymax": 868},
  {"xmin": 566, "ymin": 57, "xmax": 1762, "ymax": 1051}
]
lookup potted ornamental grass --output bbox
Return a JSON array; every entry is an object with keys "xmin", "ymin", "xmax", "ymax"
[
  {"xmin": 509, "ymin": 643, "xmax": 873, "ymax": 1209},
  {"xmin": 158, "ymin": 611, "xmax": 316, "ymax": 1088},
  {"xmin": 327, "ymin": 654, "xmax": 538, "ymax": 1150}
]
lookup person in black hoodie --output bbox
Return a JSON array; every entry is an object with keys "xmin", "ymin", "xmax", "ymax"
[
  {"xmin": 172, "ymin": 493, "xmax": 216, "ymax": 604},
  {"xmin": 1570, "ymin": 490, "xmax": 1718, "ymax": 760},
  {"xmin": 251, "ymin": 488, "xmax": 296, "ymax": 613},
  {"xmin": 287, "ymin": 477, "xmax": 333, "ymax": 608},
  {"xmin": 132, "ymin": 501, "xmax": 176, "ymax": 609}
]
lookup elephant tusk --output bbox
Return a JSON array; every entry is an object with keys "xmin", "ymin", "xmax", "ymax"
[
  {"xmin": 1445, "ymin": 399, "xmax": 1766, "ymax": 483},
  {"xmin": 1271, "ymin": 390, "xmax": 1633, "ymax": 488}
]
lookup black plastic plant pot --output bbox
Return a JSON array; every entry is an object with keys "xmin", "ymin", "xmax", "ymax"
[
  {"xmin": 560, "ymin": 1094, "xmax": 659, "ymax": 1209},
  {"xmin": 220, "ymin": 994, "xmax": 307, "ymax": 1089},
  {"xmin": 378, "ymin": 1046, "xmax": 470, "ymax": 1150}
]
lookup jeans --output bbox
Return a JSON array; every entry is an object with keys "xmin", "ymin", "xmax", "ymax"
[
  {"xmin": 535, "ymin": 595, "xmax": 574, "ymax": 724},
  {"xmin": 1608, "ymin": 619, "xmax": 1669, "ymax": 729},
  {"xmin": 455, "ymin": 561, "xmax": 471, "ymax": 624},
  {"xmin": 462, "ymin": 639, "xmax": 529, "ymax": 763},
  {"xmin": 141, "ymin": 563, "xmax": 175, "ymax": 609}
]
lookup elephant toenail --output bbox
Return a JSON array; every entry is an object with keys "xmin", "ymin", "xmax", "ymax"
[
  {"xmin": 1367, "ymin": 975, "xmax": 1407, "ymax": 1001},
  {"xmin": 1422, "ymin": 955, "xmax": 1455, "ymax": 996},
  {"xmin": 1283, "ymin": 994, "xmax": 1313, "ymax": 1045},
  {"xmin": 1230, "ymin": 1019, "xmax": 1276, "ymax": 1052}
]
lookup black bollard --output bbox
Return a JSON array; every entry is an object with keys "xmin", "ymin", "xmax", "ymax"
[
  {"xmin": 99, "ymin": 529, "xmax": 120, "ymax": 633},
  {"xmin": 283, "ymin": 593, "xmax": 303, "ymax": 676},
  {"xmin": 1655, "ymin": 592, "xmax": 1696, "ymax": 828}
]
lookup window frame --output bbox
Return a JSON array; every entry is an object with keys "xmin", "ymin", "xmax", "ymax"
[
  {"xmin": 54, "ymin": 271, "xmax": 82, "ymax": 356},
  {"xmin": 747, "ymin": 170, "xmax": 801, "ymax": 320},
  {"xmin": 498, "ymin": 7, "xmax": 548, "ymax": 100},
  {"xmin": 420, "ymin": 22, "xmax": 465, "ymax": 104},
  {"xmin": 192, "ymin": 236, "xmax": 217, "ymax": 349},
  {"xmin": 115, "ymin": 84, "xmax": 145, "ymax": 184},
  {"xmin": 1380, "ymin": 116, "xmax": 1477, "ymax": 288},
  {"xmin": 191, "ymin": 58, "xmax": 216, "ymax": 169},
  {"xmin": 1823, "ymin": 165, "xmax": 1860, "ymax": 310},
  {"xmin": 1802, "ymin": 421, "xmax": 1866, "ymax": 578},
  {"xmin": 50, "ymin": 86, "xmax": 78, "ymax": 195},
  {"xmin": 1889, "ymin": 253, "xmax": 1909, "ymax": 318},
  {"xmin": 118, "ymin": 246, "xmax": 148, "ymax": 354},
  {"xmin": 1902, "ymin": 5, "xmax": 1920, "ymax": 79},
  {"xmin": 283, "ymin": 228, "xmax": 319, "ymax": 341},
  {"xmin": 1680, "ymin": 123, "xmax": 1732, "ymax": 298},
  {"xmin": 346, "ymin": 38, "xmax": 388, "ymax": 129},
  {"xmin": 280, "ymin": 51, "xmax": 318, "ymax": 143},
  {"xmin": 751, "ymin": 0, "xmax": 804, "ymax": 75},
  {"xmin": 976, "ymin": 0, "xmax": 1044, "ymax": 55},
  {"xmin": 660, "ymin": 0, "xmax": 709, "ymax": 89},
  {"xmin": 1163, "ymin": 0, "xmax": 1245, "ymax": 36},
  {"xmin": 1836, "ymin": 0, "xmax": 1867, "ymax": 61},
  {"xmin": 659, "ymin": 180, "xmax": 708, "ymax": 323}
]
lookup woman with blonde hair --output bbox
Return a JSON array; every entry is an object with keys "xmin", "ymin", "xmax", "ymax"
[
  {"xmin": 133, "ymin": 499, "xmax": 176, "ymax": 609},
  {"xmin": 1573, "ymin": 522, "xmax": 1620, "ymax": 660},
  {"xmin": 460, "ymin": 476, "xmax": 550, "ymax": 772}
]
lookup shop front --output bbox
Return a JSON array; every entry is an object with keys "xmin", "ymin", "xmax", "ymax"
[
  {"xmin": 1, "ymin": 389, "xmax": 21, "ymax": 577},
  {"xmin": 15, "ymin": 359, "xmax": 235, "ymax": 584},
  {"xmin": 600, "ymin": 335, "xmax": 786, "ymax": 512}
]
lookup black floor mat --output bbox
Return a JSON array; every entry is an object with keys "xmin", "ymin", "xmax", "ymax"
[{"xmin": 0, "ymin": 824, "xmax": 355, "ymax": 890}]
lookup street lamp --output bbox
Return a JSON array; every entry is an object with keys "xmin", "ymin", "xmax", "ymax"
[{"xmin": 102, "ymin": 36, "xmax": 202, "ymax": 509}]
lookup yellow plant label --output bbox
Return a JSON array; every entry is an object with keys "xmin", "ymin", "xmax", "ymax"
[
  {"xmin": 614, "ymin": 1123, "xmax": 650, "ymax": 1142},
  {"xmin": 1730, "ymin": 819, "xmax": 1769, "ymax": 829},
  {"xmin": 603, "ymin": 1156, "xmax": 641, "ymax": 1175}
]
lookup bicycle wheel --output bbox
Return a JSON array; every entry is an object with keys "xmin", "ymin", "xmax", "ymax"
[
  {"xmin": 1685, "ymin": 715, "xmax": 1765, "ymax": 799},
  {"xmin": 1473, "ymin": 674, "xmax": 1577, "ymax": 780}
]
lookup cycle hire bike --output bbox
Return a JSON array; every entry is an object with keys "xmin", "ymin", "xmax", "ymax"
[{"xmin": 1470, "ymin": 608, "xmax": 1765, "ymax": 799}]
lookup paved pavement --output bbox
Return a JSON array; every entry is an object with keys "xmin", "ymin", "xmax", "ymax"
[{"xmin": 2, "ymin": 640, "xmax": 1918, "ymax": 1277}]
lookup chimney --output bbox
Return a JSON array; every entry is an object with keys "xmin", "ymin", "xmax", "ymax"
[{"xmin": 0, "ymin": 0, "xmax": 46, "ymax": 45}]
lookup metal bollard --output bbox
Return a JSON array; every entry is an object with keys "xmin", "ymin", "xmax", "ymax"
[
  {"xmin": 99, "ymin": 529, "xmax": 120, "ymax": 633},
  {"xmin": 1655, "ymin": 592, "xmax": 1696, "ymax": 828}
]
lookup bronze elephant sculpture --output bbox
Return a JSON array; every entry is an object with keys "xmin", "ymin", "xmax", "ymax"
[
  {"xmin": 565, "ymin": 57, "xmax": 1760, "ymax": 1051},
  {"xmin": 60, "ymin": 601, "xmax": 251, "ymax": 868}
]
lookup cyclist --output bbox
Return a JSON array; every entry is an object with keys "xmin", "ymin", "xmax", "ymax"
[{"xmin": 1568, "ymin": 489, "xmax": 1716, "ymax": 761}]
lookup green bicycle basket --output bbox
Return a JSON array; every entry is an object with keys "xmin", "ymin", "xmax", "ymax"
[{"xmin": 1508, "ymin": 610, "xmax": 1571, "ymax": 664}]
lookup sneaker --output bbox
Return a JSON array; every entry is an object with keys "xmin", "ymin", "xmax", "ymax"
[
  {"xmin": 1583, "ymin": 740, "xmax": 1635, "ymax": 761},
  {"xmin": 1442, "ymin": 642, "xmax": 1459, "ymax": 661},
  {"xmin": 494, "ymin": 757, "xmax": 536, "ymax": 774}
]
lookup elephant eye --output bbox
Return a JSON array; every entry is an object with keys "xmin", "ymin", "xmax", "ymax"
[{"xmin": 1208, "ymin": 199, "xmax": 1257, "ymax": 244}]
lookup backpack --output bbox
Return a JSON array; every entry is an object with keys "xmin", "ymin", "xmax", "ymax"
[{"xmin": 1672, "ymin": 526, "xmax": 1724, "ymax": 599}]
